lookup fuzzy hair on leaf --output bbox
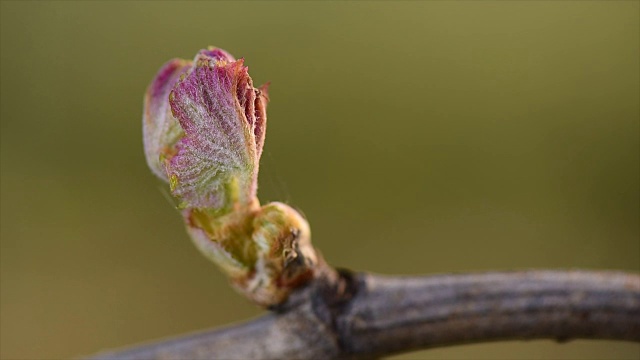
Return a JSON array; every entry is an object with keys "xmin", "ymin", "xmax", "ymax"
[{"xmin": 166, "ymin": 50, "xmax": 269, "ymax": 211}]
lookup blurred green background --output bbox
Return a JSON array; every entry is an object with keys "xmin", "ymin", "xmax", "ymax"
[{"xmin": 1, "ymin": 1, "xmax": 638, "ymax": 359}]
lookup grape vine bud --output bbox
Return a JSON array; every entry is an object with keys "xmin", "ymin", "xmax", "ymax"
[{"xmin": 143, "ymin": 47, "xmax": 318, "ymax": 306}]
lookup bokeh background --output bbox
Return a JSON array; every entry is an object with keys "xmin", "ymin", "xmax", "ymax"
[{"xmin": 1, "ymin": 1, "xmax": 638, "ymax": 359}]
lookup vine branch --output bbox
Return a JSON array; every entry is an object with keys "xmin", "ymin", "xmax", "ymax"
[{"xmin": 91, "ymin": 270, "xmax": 640, "ymax": 360}]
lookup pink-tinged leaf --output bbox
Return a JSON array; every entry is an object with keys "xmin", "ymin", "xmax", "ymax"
[
  {"xmin": 199, "ymin": 47, "xmax": 236, "ymax": 63},
  {"xmin": 166, "ymin": 52, "xmax": 269, "ymax": 211},
  {"xmin": 143, "ymin": 58, "xmax": 192, "ymax": 181}
]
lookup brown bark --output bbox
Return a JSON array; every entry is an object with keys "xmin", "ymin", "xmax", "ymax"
[{"xmin": 90, "ymin": 270, "xmax": 640, "ymax": 360}]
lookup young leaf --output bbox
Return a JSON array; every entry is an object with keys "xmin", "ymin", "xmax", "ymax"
[
  {"xmin": 167, "ymin": 52, "xmax": 269, "ymax": 212},
  {"xmin": 143, "ymin": 59, "xmax": 192, "ymax": 181}
]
